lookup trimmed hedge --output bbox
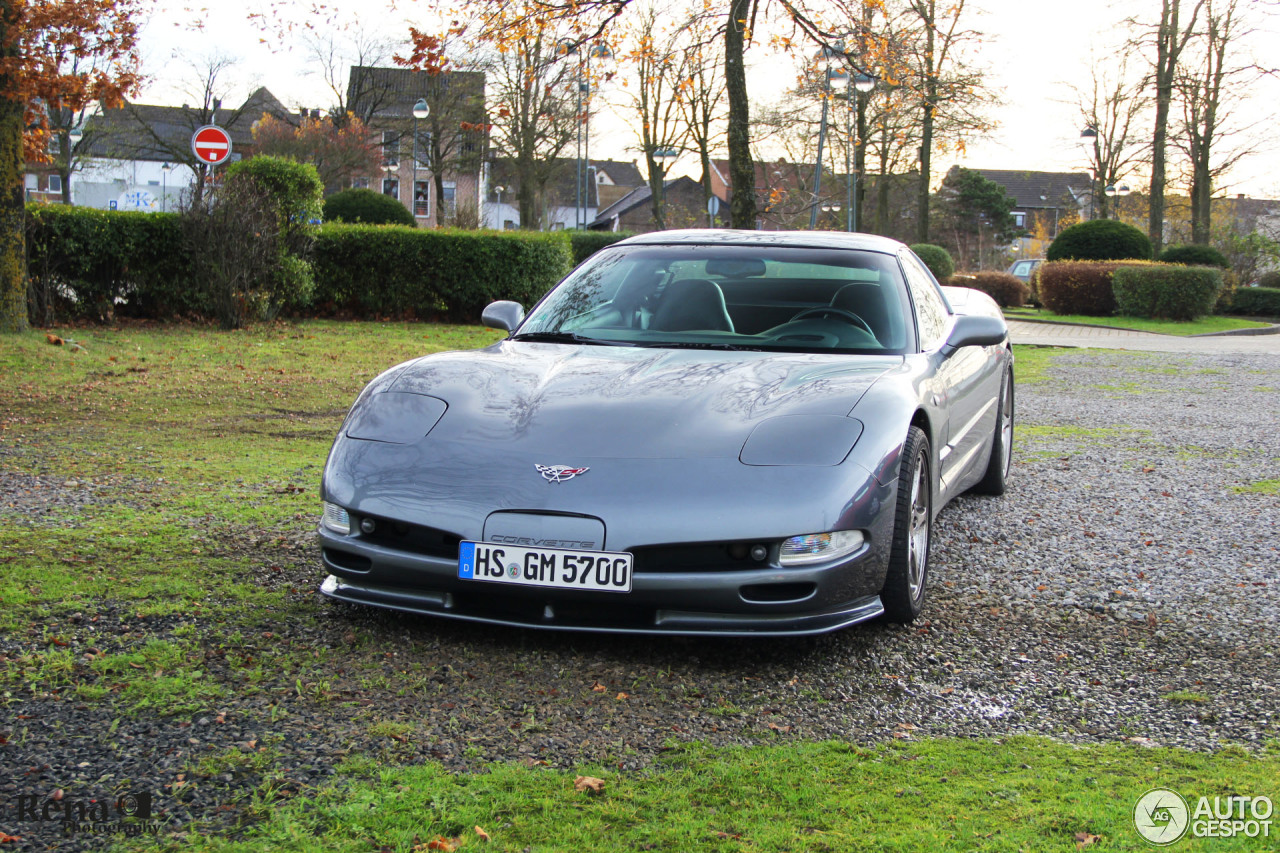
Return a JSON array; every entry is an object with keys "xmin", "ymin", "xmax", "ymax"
[
  {"xmin": 1036, "ymin": 261, "xmax": 1122, "ymax": 316},
  {"xmin": 949, "ymin": 271, "xmax": 1030, "ymax": 308},
  {"xmin": 323, "ymin": 188, "xmax": 416, "ymax": 226},
  {"xmin": 1111, "ymin": 265, "xmax": 1222, "ymax": 321},
  {"xmin": 25, "ymin": 204, "xmax": 193, "ymax": 322},
  {"xmin": 1159, "ymin": 244, "xmax": 1228, "ymax": 269},
  {"xmin": 1231, "ymin": 286, "xmax": 1280, "ymax": 317},
  {"xmin": 1258, "ymin": 271, "xmax": 1280, "ymax": 289},
  {"xmin": 570, "ymin": 231, "xmax": 632, "ymax": 266},
  {"xmin": 1047, "ymin": 219, "xmax": 1152, "ymax": 262},
  {"xmin": 312, "ymin": 225, "xmax": 573, "ymax": 321},
  {"xmin": 910, "ymin": 244, "xmax": 954, "ymax": 280}
]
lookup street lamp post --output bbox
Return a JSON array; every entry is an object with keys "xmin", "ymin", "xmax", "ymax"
[
  {"xmin": 1080, "ymin": 125, "xmax": 1099, "ymax": 219},
  {"xmin": 493, "ymin": 184, "xmax": 506, "ymax": 228},
  {"xmin": 810, "ymin": 47, "xmax": 849, "ymax": 230},
  {"xmin": 1104, "ymin": 183, "xmax": 1130, "ymax": 220},
  {"xmin": 412, "ymin": 98, "xmax": 429, "ymax": 222}
]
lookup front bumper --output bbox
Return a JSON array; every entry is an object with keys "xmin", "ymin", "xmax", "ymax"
[{"xmin": 317, "ymin": 526, "xmax": 887, "ymax": 636}]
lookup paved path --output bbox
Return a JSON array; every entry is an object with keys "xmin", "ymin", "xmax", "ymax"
[{"xmin": 1006, "ymin": 319, "xmax": 1280, "ymax": 355}]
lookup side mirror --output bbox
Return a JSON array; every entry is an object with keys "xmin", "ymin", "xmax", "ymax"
[
  {"xmin": 940, "ymin": 314, "xmax": 1006, "ymax": 356},
  {"xmin": 481, "ymin": 300, "xmax": 525, "ymax": 332}
]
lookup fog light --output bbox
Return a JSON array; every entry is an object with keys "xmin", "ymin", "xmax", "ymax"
[
  {"xmin": 749, "ymin": 544, "xmax": 769, "ymax": 562},
  {"xmin": 360, "ymin": 517, "xmax": 377, "ymax": 534},
  {"xmin": 322, "ymin": 502, "xmax": 351, "ymax": 535},
  {"xmin": 779, "ymin": 530, "xmax": 865, "ymax": 566}
]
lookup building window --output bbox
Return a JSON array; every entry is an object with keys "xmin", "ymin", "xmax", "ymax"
[
  {"xmin": 414, "ymin": 131, "xmax": 430, "ymax": 168},
  {"xmin": 414, "ymin": 181, "xmax": 430, "ymax": 217},
  {"xmin": 48, "ymin": 175, "xmax": 62, "ymax": 193},
  {"xmin": 1012, "ymin": 211, "xmax": 1026, "ymax": 228},
  {"xmin": 441, "ymin": 182, "xmax": 456, "ymax": 217},
  {"xmin": 382, "ymin": 131, "xmax": 399, "ymax": 167},
  {"xmin": 351, "ymin": 177, "xmax": 370, "ymax": 189},
  {"xmin": 25, "ymin": 173, "xmax": 38, "ymax": 190},
  {"xmin": 382, "ymin": 178, "xmax": 399, "ymax": 200},
  {"xmin": 503, "ymin": 219, "xmax": 516, "ymax": 230}
]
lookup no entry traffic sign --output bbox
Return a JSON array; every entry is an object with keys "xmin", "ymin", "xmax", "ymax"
[{"xmin": 191, "ymin": 125, "xmax": 233, "ymax": 166}]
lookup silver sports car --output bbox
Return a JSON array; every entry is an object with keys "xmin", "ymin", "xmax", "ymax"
[{"xmin": 318, "ymin": 230, "xmax": 1013, "ymax": 635}]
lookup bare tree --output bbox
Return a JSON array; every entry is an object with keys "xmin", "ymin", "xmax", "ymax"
[
  {"xmin": 1174, "ymin": 0, "xmax": 1257, "ymax": 244},
  {"xmin": 894, "ymin": 0, "xmax": 993, "ymax": 243},
  {"xmin": 1136, "ymin": 0, "xmax": 1206, "ymax": 255},
  {"xmin": 1075, "ymin": 50, "xmax": 1149, "ymax": 221},
  {"xmin": 476, "ymin": 10, "xmax": 581, "ymax": 229},
  {"xmin": 672, "ymin": 7, "xmax": 727, "ymax": 226},
  {"xmin": 617, "ymin": 2, "xmax": 696, "ymax": 229},
  {"xmin": 301, "ymin": 28, "xmax": 399, "ymax": 125}
]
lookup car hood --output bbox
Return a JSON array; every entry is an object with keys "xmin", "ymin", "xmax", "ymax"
[{"xmin": 376, "ymin": 340, "xmax": 900, "ymax": 460}]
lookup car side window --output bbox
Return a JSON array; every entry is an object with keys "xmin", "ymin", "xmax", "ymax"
[{"xmin": 900, "ymin": 253, "xmax": 950, "ymax": 350}]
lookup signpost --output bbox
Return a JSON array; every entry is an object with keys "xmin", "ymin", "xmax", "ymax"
[{"xmin": 191, "ymin": 125, "xmax": 233, "ymax": 166}]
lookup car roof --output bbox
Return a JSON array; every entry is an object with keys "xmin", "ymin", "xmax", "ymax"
[{"xmin": 614, "ymin": 229, "xmax": 908, "ymax": 255}]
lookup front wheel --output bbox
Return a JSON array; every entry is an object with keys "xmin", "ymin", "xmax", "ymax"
[
  {"xmin": 972, "ymin": 365, "xmax": 1014, "ymax": 496},
  {"xmin": 881, "ymin": 426, "xmax": 932, "ymax": 623}
]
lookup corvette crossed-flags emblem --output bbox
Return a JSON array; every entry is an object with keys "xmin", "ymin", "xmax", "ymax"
[{"xmin": 535, "ymin": 464, "xmax": 589, "ymax": 483}]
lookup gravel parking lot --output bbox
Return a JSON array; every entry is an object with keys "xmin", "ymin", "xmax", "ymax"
[{"xmin": 3, "ymin": 346, "xmax": 1278, "ymax": 850}]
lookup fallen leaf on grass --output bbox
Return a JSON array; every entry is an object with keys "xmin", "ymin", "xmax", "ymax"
[
  {"xmin": 574, "ymin": 775, "xmax": 606, "ymax": 794},
  {"xmin": 591, "ymin": 681, "xmax": 606, "ymax": 692},
  {"xmin": 766, "ymin": 722, "xmax": 792, "ymax": 733},
  {"xmin": 474, "ymin": 825, "xmax": 490, "ymax": 842},
  {"xmin": 1074, "ymin": 831, "xmax": 1102, "ymax": 848},
  {"xmin": 715, "ymin": 831, "xmax": 743, "ymax": 840},
  {"xmin": 615, "ymin": 692, "xmax": 629, "ymax": 700},
  {"xmin": 46, "ymin": 334, "xmax": 63, "ymax": 346},
  {"xmin": 418, "ymin": 837, "xmax": 459, "ymax": 852},
  {"xmin": 0, "ymin": 832, "xmax": 22, "ymax": 843}
]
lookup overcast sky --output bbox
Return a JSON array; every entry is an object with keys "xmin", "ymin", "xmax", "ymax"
[{"xmin": 137, "ymin": 0, "xmax": 1280, "ymax": 198}]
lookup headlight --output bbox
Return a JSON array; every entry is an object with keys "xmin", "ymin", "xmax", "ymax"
[
  {"xmin": 779, "ymin": 530, "xmax": 865, "ymax": 566},
  {"xmin": 322, "ymin": 502, "xmax": 351, "ymax": 535}
]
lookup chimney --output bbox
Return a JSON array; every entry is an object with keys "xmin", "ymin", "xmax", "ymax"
[{"xmin": 1237, "ymin": 193, "xmax": 1246, "ymax": 199}]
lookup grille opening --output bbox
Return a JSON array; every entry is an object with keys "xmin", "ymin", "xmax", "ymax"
[
  {"xmin": 357, "ymin": 516, "xmax": 461, "ymax": 559},
  {"xmin": 324, "ymin": 548, "xmax": 372, "ymax": 573},
  {"xmin": 739, "ymin": 582, "xmax": 816, "ymax": 603},
  {"xmin": 632, "ymin": 541, "xmax": 771, "ymax": 574}
]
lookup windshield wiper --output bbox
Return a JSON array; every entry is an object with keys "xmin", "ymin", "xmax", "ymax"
[
  {"xmin": 635, "ymin": 340, "xmax": 763, "ymax": 352},
  {"xmin": 509, "ymin": 331, "xmax": 631, "ymax": 346}
]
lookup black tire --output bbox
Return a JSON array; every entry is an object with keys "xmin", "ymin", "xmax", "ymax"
[
  {"xmin": 972, "ymin": 365, "xmax": 1014, "ymax": 496},
  {"xmin": 881, "ymin": 426, "xmax": 932, "ymax": 623}
]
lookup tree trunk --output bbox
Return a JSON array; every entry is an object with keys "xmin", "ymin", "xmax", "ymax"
[
  {"xmin": 0, "ymin": 92, "xmax": 27, "ymax": 333},
  {"xmin": 916, "ymin": 99, "xmax": 933, "ymax": 243},
  {"xmin": 646, "ymin": 157, "xmax": 667, "ymax": 231},
  {"xmin": 915, "ymin": 8, "xmax": 937, "ymax": 244},
  {"xmin": 724, "ymin": 0, "xmax": 756, "ymax": 230}
]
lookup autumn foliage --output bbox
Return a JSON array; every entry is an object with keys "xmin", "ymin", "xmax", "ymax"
[
  {"xmin": 2, "ymin": 0, "xmax": 142, "ymax": 160},
  {"xmin": 250, "ymin": 112, "xmax": 382, "ymax": 191}
]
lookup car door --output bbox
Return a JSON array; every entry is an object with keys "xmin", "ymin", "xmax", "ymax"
[{"xmin": 900, "ymin": 252, "xmax": 997, "ymax": 498}]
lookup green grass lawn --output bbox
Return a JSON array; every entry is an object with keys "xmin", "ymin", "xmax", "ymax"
[
  {"xmin": 191, "ymin": 738, "xmax": 1280, "ymax": 852},
  {"xmin": 1003, "ymin": 306, "xmax": 1272, "ymax": 336},
  {"xmin": 4, "ymin": 323, "xmax": 1276, "ymax": 853}
]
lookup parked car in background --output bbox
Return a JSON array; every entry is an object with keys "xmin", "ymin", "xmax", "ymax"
[
  {"xmin": 318, "ymin": 230, "xmax": 1014, "ymax": 636},
  {"xmin": 1006, "ymin": 259, "xmax": 1043, "ymax": 282}
]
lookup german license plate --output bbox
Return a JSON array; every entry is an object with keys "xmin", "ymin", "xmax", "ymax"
[{"xmin": 458, "ymin": 541, "xmax": 633, "ymax": 593}]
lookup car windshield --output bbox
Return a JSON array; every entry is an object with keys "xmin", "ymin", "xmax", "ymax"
[{"xmin": 516, "ymin": 244, "xmax": 916, "ymax": 354}]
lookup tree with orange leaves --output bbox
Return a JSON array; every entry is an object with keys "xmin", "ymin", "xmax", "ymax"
[
  {"xmin": 252, "ymin": 112, "xmax": 384, "ymax": 194},
  {"xmin": 1, "ymin": 0, "xmax": 142, "ymax": 332}
]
